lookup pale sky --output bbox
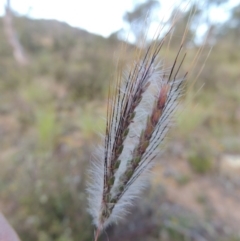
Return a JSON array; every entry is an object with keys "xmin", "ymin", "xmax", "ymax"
[
  {"xmin": 0, "ymin": 0, "xmax": 136, "ymax": 36},
  {"xmin": 0, "ymin": 0, "xmax": 238, "ymax": 37}
]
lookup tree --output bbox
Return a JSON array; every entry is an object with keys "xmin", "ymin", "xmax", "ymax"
[
  {"xmin": 123, "ymin": 0, "xmax": 160, "ymax": 42},
  {"xmin": 3, "ymin": 0, "xmax": 28, "ymax": 66}
]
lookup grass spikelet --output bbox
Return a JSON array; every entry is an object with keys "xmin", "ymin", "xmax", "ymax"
[{"xmin": 87, "ymin": 4, "xmax": 208, "ymax": 240}]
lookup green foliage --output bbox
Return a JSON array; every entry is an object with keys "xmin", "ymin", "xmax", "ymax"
[
  {"xmin": 78, "ymin": 104, "xmax": 105, "ymax": 139},
  {"xmin": 176, "ymin": 174, "xmax": 191, "ymax": 186},
  {"xmin": 1, "ymin": 144, "xmax": 93, "ymax": 241},
  {"xmin": 35, "ymin": 106, "xmax": 59, "ymax": 150},
  {"xmin": 176, "ymin": 101, "xmax": 212, "ymax": 135},
  {"xmin": 188, "ymin": 152, "xmax": 213, "ymax": 174}
]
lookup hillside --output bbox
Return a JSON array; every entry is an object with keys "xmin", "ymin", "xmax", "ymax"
[{"xmin": 0, "ymin": 16, "xmax": 125, "ymax": 99}]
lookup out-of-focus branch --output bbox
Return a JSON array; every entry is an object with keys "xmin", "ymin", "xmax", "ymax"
[
  {"xmin": 3, "ymin": 0, "xmax": 28, "ymax": 66},
  {"xmin": 0, "ymin": 213, "xmax": 21, "ymax": 241}
]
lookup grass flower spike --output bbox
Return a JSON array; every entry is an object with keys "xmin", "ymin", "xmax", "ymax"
[{"xmin": 87, "ymin": 11, "xmax": 202, "ymax": 240}]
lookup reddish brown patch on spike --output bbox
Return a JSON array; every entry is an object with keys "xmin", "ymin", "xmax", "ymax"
[
  {"xmin": 150, "ymin": 84, "xmax": 170, "ymax": 125},
  {"xmin": 157, "ymin": 84, "xmax": 170, "ymax": 110}
]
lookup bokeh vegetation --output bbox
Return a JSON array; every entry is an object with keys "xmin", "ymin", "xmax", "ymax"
[{"xmin": 0, "ymin": 0, "xmax": 240, "ymax": 240}]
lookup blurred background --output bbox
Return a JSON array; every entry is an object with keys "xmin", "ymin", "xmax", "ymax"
[{"xmin": 0, "ymin": 0, "xmax": 239, "ymax": 240}]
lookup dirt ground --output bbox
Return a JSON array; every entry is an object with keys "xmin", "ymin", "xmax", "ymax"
[{"xmin": 153, "ymin": 151, "xmax": 240, "ymax": 235}]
